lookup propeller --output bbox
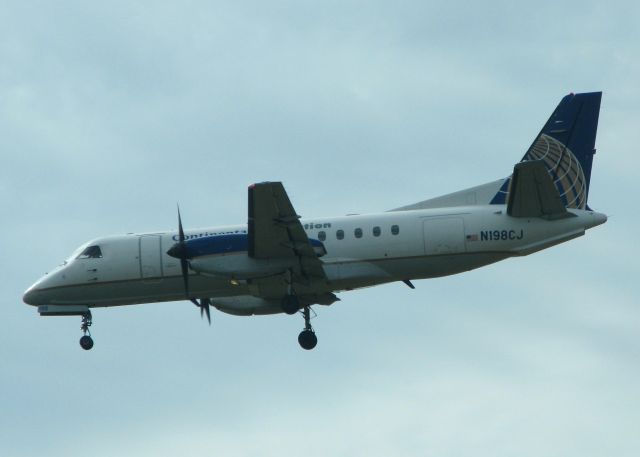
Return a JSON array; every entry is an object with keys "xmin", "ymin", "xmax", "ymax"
[
  {"xmin": 167, "ymin": 205, "xmax": 211, "ymax": 325},
  {"xmin": 197, "ymin": 298, "xmax": 212, "ymax": 325}
]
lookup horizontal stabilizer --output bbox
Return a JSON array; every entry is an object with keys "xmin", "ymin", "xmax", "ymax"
[{"xmin": 507, "ymin": 160, "xmax": 574, "ymax": 220}]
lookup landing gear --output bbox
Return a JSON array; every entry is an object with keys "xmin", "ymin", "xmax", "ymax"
[
  {"xmin": 80, "ymin": 335, "xmax": 94, "ymax": 350},
  {"xmin": 298, "ymin": 306, "xmax": 317, "ymax": 350},
  {"xmin": 79, "ymin": 311, "xmax": 94, "ymax": 350},
  {"xmin": 298, "ymin": 329, "xmax": 317, "ymax": 350},
  {"xmin": 282, "ymin": 269, "xmax": 300, "ymax": 315},
  {"xmin": 281, "ymin": 295, "xmax": 300, "ymax": 315}
]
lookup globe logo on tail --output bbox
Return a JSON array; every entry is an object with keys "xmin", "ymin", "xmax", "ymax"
[{"xmin": 522, "ymin": 133, "xmax": 587, "ymax": 209}]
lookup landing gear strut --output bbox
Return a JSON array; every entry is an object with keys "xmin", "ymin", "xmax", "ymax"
[
  {"xmin": 281, "ymin": 269, "xmax": 300, "ymax": 315},
  {"xmin": 79, "ymin": 311, "xmax": 94, "ymax": 350},
  {"xmin": 298, "ymin": 306, "xmax": 317, "ymax": 350}
]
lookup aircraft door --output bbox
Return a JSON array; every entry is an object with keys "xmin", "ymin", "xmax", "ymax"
[
  {"xmin": 139, "ymin": 235, "xmax": 163, "ymax": 281},
  {"xmin": 423, "ymin": 217, "xmax": 466, "ymax": 255}
]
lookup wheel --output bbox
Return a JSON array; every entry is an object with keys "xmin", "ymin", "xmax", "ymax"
[
  {"xmin": 281, "ymin": 295, "xmax": 300, "ymax": 315},
  {"xmin": 298, "ymin": 330, "xmax": 317, "ymax": 350},
  {"xmin": 79, "ymin": 335, "xmax": 94, "ymax": 350}
]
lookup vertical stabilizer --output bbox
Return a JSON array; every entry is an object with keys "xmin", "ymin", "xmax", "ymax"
[{"xmin": 491, "ymin": 92, "xmax": 602, "ymax": 209}]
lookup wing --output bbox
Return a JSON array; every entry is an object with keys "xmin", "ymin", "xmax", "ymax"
[
  {"xmin": 506, "ymin": 160, "xmax": 574, "ymax": 220},
  {"xmin": 247, "ymin": 182, "xmax": 327, "ymax": 282}
]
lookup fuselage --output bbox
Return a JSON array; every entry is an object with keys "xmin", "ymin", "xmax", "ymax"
[{"xmin": 23, "ymin": 205, "xmax": 607, "ymax": 315}]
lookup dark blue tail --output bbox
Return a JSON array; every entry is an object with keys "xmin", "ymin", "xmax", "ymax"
[{"xmin": 491, "ymin": 92, "xmax": 602, "ymax": 209}]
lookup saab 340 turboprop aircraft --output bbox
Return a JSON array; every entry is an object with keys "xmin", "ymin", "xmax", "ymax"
[{"xmin": 23, "ymin": 92, "xmax": 607, "ymax": 351}]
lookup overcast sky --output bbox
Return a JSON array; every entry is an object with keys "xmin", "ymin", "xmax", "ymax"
[{"xmin": 1, "ymin": 1, "xmax": 639, "ymax": 456}]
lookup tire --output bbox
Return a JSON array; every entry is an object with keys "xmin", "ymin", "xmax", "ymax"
[
  {"xmin": 79, "ymin": 335, "xmax": 94, "ymax": 350},
  {"xmin": 298, "ymin": 330, "xmax": 318, "ymax": 350}
]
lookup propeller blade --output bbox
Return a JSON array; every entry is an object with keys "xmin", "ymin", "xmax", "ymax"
[
  {"xmin": 171, "ymin": 204, "xmax": 191, "ymax": 299},
  {"xmin": 190, "ymin": 298, "xmax": 212, "ymax": 325},
  {"xmin": 180, "ymin": 258, "xmax": 190, "ymax": 298},
  {"xmin": 177, "ymin": 205, "xmax": 185, "ymax": 243},
  {"xmin": 174, "ymin": 206, "xmax": 212, "ymax": 326},
  {"xmin": 203, "ymin": 298, "xmax": 211, "ymax": 325}
]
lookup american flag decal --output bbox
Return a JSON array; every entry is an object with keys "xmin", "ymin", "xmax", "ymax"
[{"xmin": 466, "ymin": 234, "xmax": 478, "ymax": 242}]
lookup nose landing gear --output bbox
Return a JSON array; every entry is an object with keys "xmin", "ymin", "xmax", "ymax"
[
  {"xmin": 79, "ymin": 311, "xmax": 94, "ymax": 350},
  {"xmin": 298, "ymin": 306, "xmax": 317, "ymax": 350}
]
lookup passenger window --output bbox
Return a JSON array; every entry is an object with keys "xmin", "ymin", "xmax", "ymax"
[
  {"xmin": 373, "ymin": 226, "xmax": 381, "ymax": 237},
  {"xmin": 354, "ymin": 228, "xmax": 363, "ymax": 238},
  {"xmin": 77, "ymin": 245, "xmax": 102, "ymax": 259},
  {"xmin": 391, "ymin": 225, "xmax": 400, "ymax": 235},
  {"xmin": 336, "ymin": 229, "xmax": 344, "ymax": 240},
  {"xmin": 318, "ymin": 231, "xmax": 326, "ymax": 242}
]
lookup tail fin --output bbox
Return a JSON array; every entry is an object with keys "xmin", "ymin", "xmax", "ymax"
[{"xmin": 491, "ymin": 92, "xmax": 602, "ymax": 209}]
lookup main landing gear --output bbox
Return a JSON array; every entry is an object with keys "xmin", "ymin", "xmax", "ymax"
[
  {"xmin": 79, "ymin": 311, "xmax": 94, "ymax": 350},
  {"xmin": 298, "ymin": 306, "xmax": 317, "ymax": 350},
  {"xmin": 281, "ymin": 270, "xmax": 301, "ymax": 315},
  {"xmin": 282, "ymin": 282, "xmax": 317, "ymax": 350},
  {"xmin": 282, "ymin": 270, "xmax": 317, "ymax": 349}
]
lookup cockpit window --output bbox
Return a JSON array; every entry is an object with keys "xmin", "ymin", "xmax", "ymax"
[{"xmin": 76, "ymin": 245, "xmax": 103, "ymax": 259}]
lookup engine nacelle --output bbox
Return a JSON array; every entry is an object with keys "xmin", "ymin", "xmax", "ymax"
[
  {"xmin": 189, "ymin": 253, "xmax": 294, "ymax": 279},
  {"xmin": 212, "ymin": 296, "xmax": 281, "ymax": 316},
  {"xmin": 213, "ymin": 293, "xmax": 339, "ymax": 316}
]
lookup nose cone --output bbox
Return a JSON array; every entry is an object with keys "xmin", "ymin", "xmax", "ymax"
[
  {"xmin": 167, "ymin": 242, "xmax": 188, "ymax": 259},
  {"xmin": 23, "ymin": 285, "xmax": 43, "ymax": 306},
  {"xmin": 23, "ymin": 272, "xmax": 56, "ymax": 306}
]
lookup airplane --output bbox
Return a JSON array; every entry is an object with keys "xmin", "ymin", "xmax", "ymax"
[{"xmin": 23, "ymin": 92, "xmax": 607, "ymax": 351}]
